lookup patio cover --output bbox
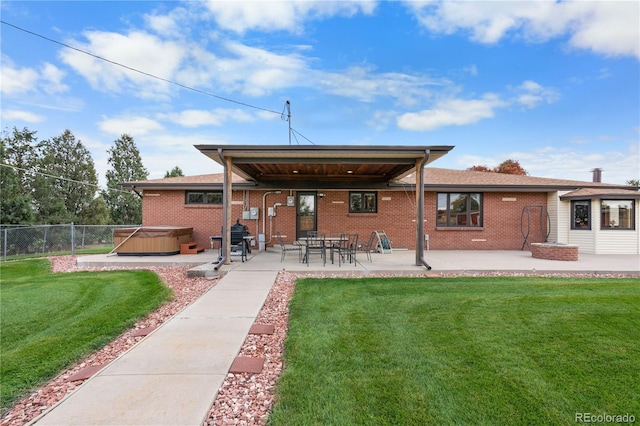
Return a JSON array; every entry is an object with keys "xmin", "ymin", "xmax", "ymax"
[{"xmin": 194, "ymin": 145, "xmax": 454, "ymax": 267}]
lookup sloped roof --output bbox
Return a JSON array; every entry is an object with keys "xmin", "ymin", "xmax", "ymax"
[
  {"xmin": 193, "ymin": 144, "xmax": 453, "ymax": 186},
  {"xmin": 397, "ymin": 168, "xmax": 630, "ymax": 191},
  {"xmin": 559, "ymin": 187, "xmax": 640, "ymax": 200},
  {"xmin": 123, "ymin": 167, "xmax": 636, "ymax": 192},
  {"xmin": 124, "ymin": 173, "xmax": 251, "ymax": 190}
]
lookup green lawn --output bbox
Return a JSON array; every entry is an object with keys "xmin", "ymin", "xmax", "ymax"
[
  {"xmin": 0, "ymin": 259, "xmax": 172, "ymax": 412},
  {"xmin": 269, "ymin": 277, "xmax": 640, "ymax": 425}
]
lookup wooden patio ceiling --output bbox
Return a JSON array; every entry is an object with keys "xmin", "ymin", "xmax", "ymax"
[{"xmin": 194, "ymin": 145, "xmax": 454, "ymax": 188}]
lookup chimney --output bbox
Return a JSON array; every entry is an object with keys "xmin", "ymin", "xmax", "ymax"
[{"xmin": 592, "ymin": 168, "xmax": 602, "ymax": 183}]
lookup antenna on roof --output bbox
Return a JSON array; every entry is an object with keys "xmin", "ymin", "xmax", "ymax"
[{"xmin": 285, "ymin": 100, "xmax": 291, "ymax": 145}]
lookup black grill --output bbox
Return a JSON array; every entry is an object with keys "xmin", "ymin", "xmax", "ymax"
[{"xmin": 230, "ymin": 219, "xmax": 250, "ymax": 244}]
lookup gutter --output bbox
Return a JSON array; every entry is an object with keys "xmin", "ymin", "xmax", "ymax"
[{"xmin": 416, "ymin": 150, "xmax": 432, "ymax": 270}]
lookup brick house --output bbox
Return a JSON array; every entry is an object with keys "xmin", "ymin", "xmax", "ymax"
[{"xmin": 123, "ymin": 145, "xmax": 639, "ymax": 258}]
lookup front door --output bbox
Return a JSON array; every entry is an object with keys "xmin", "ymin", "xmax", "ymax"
[{"xmin": 296, "ymin": 192, "xmax": 317, "ymax": 239}]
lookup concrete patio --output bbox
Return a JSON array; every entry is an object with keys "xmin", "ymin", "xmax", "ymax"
[{"xmin": 77, "ymin": 247, "xmax": 640, "ymax": 276}]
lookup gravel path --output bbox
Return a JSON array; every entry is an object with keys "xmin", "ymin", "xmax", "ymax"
[{"xmin": 1, "ymin": 256, "xmax": 634, "ymax": 426}]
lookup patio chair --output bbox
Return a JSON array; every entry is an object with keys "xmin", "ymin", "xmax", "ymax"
[
  {"xmin": 358, "ymin": 232, "xmax": 376, "ymax": 262},
  {"xmin": 275, "ymin": 232, "xmax": 302, "ymax": 262},
  {"xmin": 347, "ymin": 233, "xmax": 359, "ymax": 264},
  {"xmin": 305, "ymin": 233, "xmax": 326, "ymax": 267},
  {"xmin": 331, "ymin": 233, "xmax": 349, "ymax": 266}
]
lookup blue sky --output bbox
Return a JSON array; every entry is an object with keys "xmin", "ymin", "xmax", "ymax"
[{"xmin": 2, "ymin": 1, "xmax": 639, "ymax": 186}]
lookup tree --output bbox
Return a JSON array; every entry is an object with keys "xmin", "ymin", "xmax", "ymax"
[
  {"xmin": 1, "ymin": 126, "xmax": 39, "ymax": 196},
  {"xmin": 626, "ymin": 179, "xmax": 639, "ymax": 189},
  {"xmin": 467, "ymin": 165, "xmax": 493, "ymax": 172},
  {"xmin": 468, "ymin": 159, "xmax": 528, "ymax": 175},
  {"xmin": 0, "ymin": 140, "xmax": 33, "ymax": 224},
  {"xmin": 495, "ymin": 159, "xmax": 528, "ymax": 175},
  {"xmin": 164, "ymin": 166, "xmax": 184, "ymax": 178},
  {"xmin": 103, "ymin": 134, "xmax": 148, "ymax": 225},
  {"xmin": 77, "ymin": 194, "xmax": 111, "ymax": 225},
  {"xmin": 31, "ymin": 129, "xmax": 100, "ymax": 224}
]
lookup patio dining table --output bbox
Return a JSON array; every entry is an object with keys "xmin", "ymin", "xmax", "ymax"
[{"xmin": 297, "ymin": 236, "xmax": 350, "ymax": 265}]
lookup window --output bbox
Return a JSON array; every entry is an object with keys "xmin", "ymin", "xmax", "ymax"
[
  {"xmin": 349, "ymin": 191, "xmax": 377, "ymax": 213},
  {"xmin": 437, "ymin": 193, "xmax": 482, "ymax": 227},
  {"xmin": 185, "ymin": 191, "xmax": 223, "ymax": 205},
  {"xmin": 571, "ymin": 200, "xmax": 591, "ymax": 230},
  {"xmin": 601, "ymin": 200, "xmax": 635, "ymax": 230}
]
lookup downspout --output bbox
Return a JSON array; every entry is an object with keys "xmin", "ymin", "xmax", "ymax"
[
  {"xmin": 416, "ymin": 149, "xmax": 432, "ymax": 270},
  {"xmin": 262, "ymin": 190, "xmax": 282, "ymax": 246},
  {"xmin": 212, "ymin": 148, "xmax": 227, "ymax": 269},
  {"xmin": 131, "ymin": 185, "xmax": 143, "ymax": 199}
]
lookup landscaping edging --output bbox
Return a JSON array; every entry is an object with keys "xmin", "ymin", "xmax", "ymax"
[{"xmin": 531, "ymin": 243, "xmax": 579, "ymax": 261}]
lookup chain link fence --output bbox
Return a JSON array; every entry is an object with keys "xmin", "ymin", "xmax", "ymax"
[{"xmin": 1, "ymin": 224, "xmax": 140, "ymax": 261}]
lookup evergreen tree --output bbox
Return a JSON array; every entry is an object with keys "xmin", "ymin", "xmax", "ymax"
[
  {"xmin": 164, "ymin": 166, "xmax": 184, "ymax": 178},
  {"xmin": 103, "ymin": 134, "xmax": 148, "ymax": 224},
  {"xmin": 0, "ymin": 140, "xmax": 33, "ymax": 224},
  {"xmin": 1, "ymin": 126, "xmax": 39, "ymax": 196},
  {"xmin": 31, "ymin": 129, "xmax": 99, "ymax": 224},
  {"xmin": 78, "ymin": 194, "xmax": 111, "ymax": 225}
]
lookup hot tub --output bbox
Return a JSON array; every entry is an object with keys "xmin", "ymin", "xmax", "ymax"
[{"xmin": 113, "ymin": 227, "xmax": 193, "ymax": 256}]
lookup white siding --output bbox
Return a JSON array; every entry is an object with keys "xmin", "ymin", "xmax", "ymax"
[
  {"xmin": 569, "ymin": 230, "xmax": 596, "ymax": 253},
  {"xmin": 594, "ymin": 199, "xmax": 640, "ymax": 254},
  {"xmin": 547, "ymin": 192, "xmax": 561, "ymax": 243}
]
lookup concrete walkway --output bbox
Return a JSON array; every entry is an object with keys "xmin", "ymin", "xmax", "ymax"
[
  {"xmin": 32, "ymin": 249, "xmax": 638, "ymax": 425},
  {"xmin": 32, "ymin": 270, "xmax": 278, "ymax": 426}
]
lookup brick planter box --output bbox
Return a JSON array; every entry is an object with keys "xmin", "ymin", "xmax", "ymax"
[{"xmin": 531, "ymin": 243, "xmax": 579, "ymax": 261}]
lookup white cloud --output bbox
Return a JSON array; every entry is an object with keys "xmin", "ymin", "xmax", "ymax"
[
  {"xmin": 318, "ymin": 66, "xmax": 444, "ymax": 106},
  {"xmin": 215, "ymin": 41, "xmax": 310, "ymax": 96},
  {"xmin": 144, "ymin": 7, "xmax": 190, "ymax": 38},
  {"xmin": 513, "ymin": 80, "xmax": 560, "ymax": 109},
  {"xmin": 159, "ymin": 108, "xmax": 254, "ymax": 127},
  {"xmin": 1, "ymin": 109, "xmax": 45, "ymax": 123},
  {"xmin": 40, "ymin": 63, "xmax": 68, "ymax": 94},
  {"xmin": 0, "ymin": 61, "xmax": 39, "ymax": 95},
  {"xmin": 201, "ymin": 0, "xmax": 377, "ymax": 34},
  {"xmin": 366, "ymin": 110, "xmax": 397, "ymax": 131},
  {"xmin": 0, "ymin": 57, "xmax": 67, "ymax": 96},
  {"xmin": 98, "ymin": 116, "xmax": 164, "ymax": 136},
  {"xmin": 406, "ymin": 1, "xmax": 640, "ymax": 59},
  {"xmin": 59, "ymin": 30, "xmax": 187, "ymax": 98},
  {"xmin": 397, "ymin": 93, "xmax": 506, "ymax": 131}
]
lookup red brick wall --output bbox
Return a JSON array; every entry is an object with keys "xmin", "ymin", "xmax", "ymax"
[
  {"xmin": 426, "ymin": 192, "xmax": 548, "ymax": 250},
  {"xmin": 141, "ymin": 189, "xmax": 549, "ymax": 251},
  {"xmin": 531, "ymin": 243, "xmax": 578, "ymax": 261}
]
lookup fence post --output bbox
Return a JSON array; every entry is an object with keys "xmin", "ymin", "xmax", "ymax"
[
  {"xmin": 71, "ymin": 223, "xmax": 75, "ymax": 255},
  {"xmin": 3, "ymin": 228, "xmax": 6, "ymax": 261}
]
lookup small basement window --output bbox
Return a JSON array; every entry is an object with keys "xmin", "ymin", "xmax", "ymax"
[{"xmin": 185, "ymin": 191, "xmax": 223, "ymax": 205}]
